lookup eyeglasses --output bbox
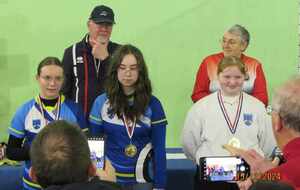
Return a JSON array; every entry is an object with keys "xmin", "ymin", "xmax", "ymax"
[
  {"xmin": 220, "ymin": 39, "xmax": 239, "ymax": 46},
  {"xmin": 266, "ymin": 105, "xmax": 279, "ymax": 115},
  {"xmin": 40, "ymin": 75, "xmax": 64, "ymax": 83}
]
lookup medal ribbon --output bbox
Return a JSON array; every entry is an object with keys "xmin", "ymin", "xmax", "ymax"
[
  {"xmin": 122, "ymin": 115, "xmax": 136, "ymax": 139},
  {"xmin": 217, "ymin": 91, "xmax": 243, "ymax": 134},
  {"xmin": 35, "ymin": 95, "xmax": 61, "ymax": 125}
]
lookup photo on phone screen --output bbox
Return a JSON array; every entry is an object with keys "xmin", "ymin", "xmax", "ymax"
[
  {"xmin": 199, "ymin": 156, "xmax": 250, "ymax": 182},
  {"xmin": 88, "ymin": 137, "xmax": 105, "ymax": 169}
]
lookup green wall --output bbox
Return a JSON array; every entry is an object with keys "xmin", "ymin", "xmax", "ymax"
[{"xmin": 0, "ymin": 0, "xmax": 298, "ymax": 146}]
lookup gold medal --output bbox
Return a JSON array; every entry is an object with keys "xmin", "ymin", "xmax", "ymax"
[
  {"xmin": 125, "ymin": 144, "xmax": 137, "ymax": 157},
  {"xmin": 122, "ymin": 115, "xmax": 137, "ymax": 157},
  {"xmin": 228, "ymin": 137, "xmax": 241, "ymax": 148}
]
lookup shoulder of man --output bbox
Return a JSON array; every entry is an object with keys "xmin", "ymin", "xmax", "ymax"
[
  {"xmin": 87, "ymin": 177, "xmax": 122, "ymax": 190},
  {"xmin": 44, "ymin": 178, "xmax": 121, "ymax": 190},
  {"xmin": 108, "ymin": 41, "xmax": 121, "ymax": 54},
  {"xmin": 64, "ymin": 35, "xmax": 89, "ymax": 54}
]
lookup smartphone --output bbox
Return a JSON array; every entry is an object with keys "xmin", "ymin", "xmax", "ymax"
[
  {"xmin": 88, "ymin": 137, "xmax": 105, "ymax": 169},
  {"xmin": 199, "ymin": 156, "xmax": 250, "ymax": 182}
]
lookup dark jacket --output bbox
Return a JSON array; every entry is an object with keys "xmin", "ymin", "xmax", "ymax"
[
  {"xmin": 45, "ymin": 178, "xmax": 121, "ymax": 190},
  {"xmin": 61, "ymin": 34, "xmax": 120, "ymax": 118}
]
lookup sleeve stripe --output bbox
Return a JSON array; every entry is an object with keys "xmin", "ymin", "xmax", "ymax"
[
  {"xmin": 115, "ymin": 172, "xmax": 135, "ymax": 178},
  {"xmin": 23, "ymin": 177, "xmax": 41, "ymax": 188},
  {"xmin": 82, "ymin": 128, "xmax": 89, "ymax": 132},
  {"xmin": 151, "ymin": 118, "xmax": 167, "ymax": 125},
  {"xmin": 8, "ymin": 127, "xmax": 24, "ymax": 135},
  {"xmin": 89, "ymin": 115, "xmax": 102, "ymax": 123}
]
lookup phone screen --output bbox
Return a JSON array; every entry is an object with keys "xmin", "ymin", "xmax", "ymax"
[
  {"xmin": 88, "ymin": 137, "xmax": 105, "ymax": 169},
  {"xmin": 200, "ymin": 156, "xmax": 250, "ymax": 181}
]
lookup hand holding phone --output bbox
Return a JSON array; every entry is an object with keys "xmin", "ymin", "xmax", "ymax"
[
  {"xmin": 96, "ymin": 159, "xmax": 116, "ymax": 182},
  {"xmin": 88, "ymin": 137, "xmax": 105, "ymax": 170},
  {"xmin": 199, "ymin": 156, "xmax": 250, "ymax": 182}
]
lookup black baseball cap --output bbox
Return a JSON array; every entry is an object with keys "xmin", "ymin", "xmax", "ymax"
[{"xmin": 89, "ymin": 5, "xmax": 115, "ymax": 24}]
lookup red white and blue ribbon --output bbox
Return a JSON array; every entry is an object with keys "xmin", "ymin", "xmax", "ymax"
[
  {"xmin": 217, "ymin": 91, "xmax": 243, "ymax": 135},
  {"xmin": 122, "ymin": 114, "xmax": 136, "ymax": 139}
]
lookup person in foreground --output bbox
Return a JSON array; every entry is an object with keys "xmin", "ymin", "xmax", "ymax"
[
  {"xmin": 89, "ymin": 44, "xmax": 167, "ymax": 190},
  {"xmin": 2, "ymin": 57, "xmax": 87, "ymax": 190},
  {"xmin": 248, "ymin": 180, "xmax": 295, "ymax": 190},
  {"xmin": 29, "ymin": 120, "xmax": 121, "ymax": 190},
  {"xmin": 182, "ymin": 56, "xmax": 275, "ymax": 190},
  {"xmin": 191, "ymin": 24, "xmax": 268, "ymax": 106},
  {"xmin": 237, "ymin": 76, "xmax": 300, "ymax": 190}
]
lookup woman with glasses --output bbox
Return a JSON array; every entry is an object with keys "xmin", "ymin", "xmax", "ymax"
[
  {"xmin": 182, "ymin": 56, "xmax": 275, "ymax": 190},
  {"xmin": 89, "ymin": 44, "xmax": 167, "ymax": 190},
  {"xmin": 191, "ymin": 24, "xmax": 268, "ymax": 106},
  {"xmin": 3, "ymin": 57, "xmax": 87, "ymax": 190}
]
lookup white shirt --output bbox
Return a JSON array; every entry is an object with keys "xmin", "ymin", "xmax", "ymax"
[{"xmin": 181, "ymin": 91, "xmax": 276, "ymax": 165}]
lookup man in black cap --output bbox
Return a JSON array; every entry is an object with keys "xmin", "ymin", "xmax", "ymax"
[{"xmin": 61, "ymin": 5, "xmax": 120, "ymax": 120}]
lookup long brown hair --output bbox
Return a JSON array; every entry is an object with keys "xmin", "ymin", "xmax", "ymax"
[{"xmin": 105, "ymin": 44, "xmax": 152, "ymax": 121}]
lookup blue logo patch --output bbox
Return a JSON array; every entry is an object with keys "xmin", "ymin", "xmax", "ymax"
[
  {"xmin": 32, "ymin": 119, "xmax": 41, "ymax": 129},
  {"xmin": 243, "ymin": 114, "xmax": 253, "ymax": 126}
]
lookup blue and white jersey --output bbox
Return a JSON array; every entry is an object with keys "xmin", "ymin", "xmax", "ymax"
[
  {"xmin": 89, "ymin": 93, "xmax": 167, "ymax": 189},
  {"xmin": 8, "ymin": 95, "xmax": 87, "ymax": 190}
]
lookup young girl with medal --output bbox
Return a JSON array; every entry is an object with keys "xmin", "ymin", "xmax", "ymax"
[
  {"xmin": 181, "ymin": 56, "xmax": 276, "ymax": 190},
  {"xmin": 4, "ymin": 57, "xmax": 87, "ymax": 190},
  {"xmin": 89, "ymin": 44, "xmax": 167, "ymax": 190}
]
